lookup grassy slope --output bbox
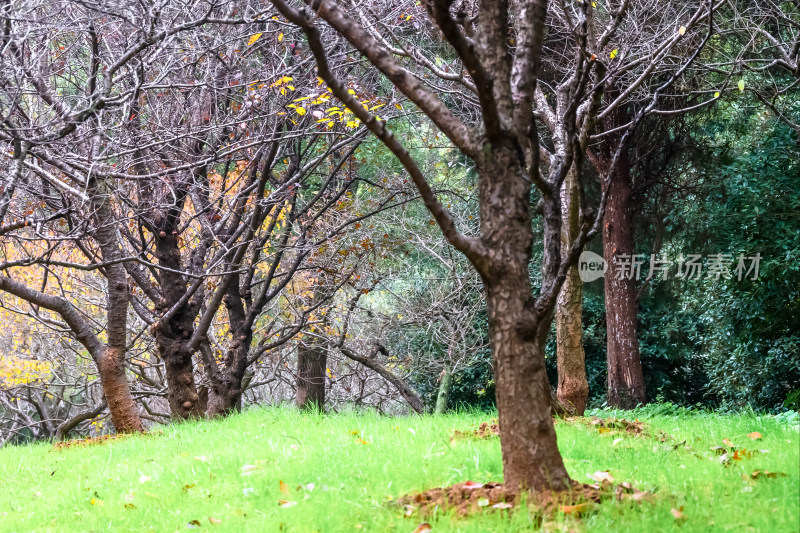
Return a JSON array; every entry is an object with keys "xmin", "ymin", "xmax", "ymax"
[{"xmin": 0, "ymin": 408, "xmax": 797, "ymax": 533}]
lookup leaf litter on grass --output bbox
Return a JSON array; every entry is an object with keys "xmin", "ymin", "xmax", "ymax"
[
  {"xmin": 396, "ymin": 477, "xmax": 651, "ymax": 519},
  {"xmin": 449, "ymin": 420, "xmax": 500, "ymax": 441}
]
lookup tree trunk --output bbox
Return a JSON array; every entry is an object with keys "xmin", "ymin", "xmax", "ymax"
[
  {"xmin": 296, "ymin": 336, "xmax": 327, "ymax": 412},
  {"xmin": 205, "ymin": 373, "xmax": 243, "ymax": 416},
  {"xmin": 434, "ymin": 367, "xmax": 453, "ymax": 415},
  {"xmin": 602, "ymin": 150, "xmax": 646, "ymax": 409},
  {"xmin": 158, "ymin": 341, "xmax": 203, "ymax": 419},
  {"xmin": 92, "ymin": 186, "xmax": 144, "ymax": 433},
  {"xmin": 487, "ymin": 276, "xmax": 570, "ymax": 492},
  {"xmin": 153, "ymin": 231, "xmax": 203, "ymax": 420},
  {"xmin": 204, "ymin": 335, "xmax": 249, "ymax": 417},
  {"xmin": 555, "ymin": 166, "xmax": 589, "ymax": 415},
  {"xmin": 480, "ymin": 142, "xmax": 571, "ymax": 493},
  {"xmin": 97, "ymin": 348, "xmax": 142, "ymax": 433}
]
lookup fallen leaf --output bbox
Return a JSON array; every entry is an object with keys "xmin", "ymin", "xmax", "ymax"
[
  {"xmin": 590, "ymin": 470, "xmax": 614, "ymax": 483},
  {"xmin": 747, "ymin": 432, "xmax": 762, "ymax": 440},
  {"xmin": 679, "ymin": 26, "xmax": 687, "ymax": 35},
  {"xmin": 477, "ymin": 498, "xmax": 490, "ymax": 507},
  {"xmin": 671, "ymin": 507, "xmax": 686, "ymax": 520},
  {"xmin": 138, "ymin": 475, "xmax": 151, "ymax": 484},
  {"xmin": 279, "ymin": 480, "xmax": 289, "ymax": 494},
  {"xmin": 463, "ymin": 481, "xmax": 484, "ymax": 489},
  {"xmin": 187, "ymin": 519, "xmax": 202, "ymax": 528},
  {"xmin": 412, "ymin": 523, "xmax": 433, "ymax": 533},
  {"xmin": 493, "ymin": 502, "xmax": 513, "ymax": 509},
  {"xmin": 750, "ymin": 470, "xmax": 787, "ymax": 480},
  {"xmin": 208, "ymin": 517, "xmax": 222, "ymax": 525},
  {"xmin": 722, "ymin": 438, "xmax": 735, "ymax": 447},
  {"xmin": 612, "ymin": 438, "xmax": 623, "ymax": 447},
  {"xmin": 560, "ymin": 502, "xmax": 595, "ymax": 516},
  {"xmin": 247, "ymin": 33, "xmax": 263, "ymax": 46},
  {"xmin": 278, "ymin": 500, "xmax": 298, "ymax": 508},
  {"xmin": 124, "ymin": 503, "xmax": 135, "ymax": 510}
]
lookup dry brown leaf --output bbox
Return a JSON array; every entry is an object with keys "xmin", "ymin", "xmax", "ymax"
[
  {"xmin": 750, "ymin": 470, "xmax": 787, "ymax": 480},
  {"xmin": 463, "ymin": 481, "xmax": 484, "ymax": 489},
  {"xmin": 560, "ymin": 502, "xmax": 595, "ymax": 516},
  {"xmin": 208, "ymin": 517, "xmax": 222, "ymax": 525},
  {"xmin": 279, "ymin": 480, "xmax": 289, "ymax": 494},
  {"xmin": 747, "ymin": 432, "xmax": 763, "ymax": 440},
  {"xmin": 412, "ymin": 523, "xmax": 433, "ymax": 533}
]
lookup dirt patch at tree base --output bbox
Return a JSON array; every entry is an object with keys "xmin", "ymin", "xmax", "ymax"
[{"xmin": 397, "ymin": 479, "xmax": 647, "ymax": 518}]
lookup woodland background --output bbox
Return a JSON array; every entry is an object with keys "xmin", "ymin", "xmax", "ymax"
[{"xmin": 0, "ymin": 0, "xmax": 797, "ymax": 448}]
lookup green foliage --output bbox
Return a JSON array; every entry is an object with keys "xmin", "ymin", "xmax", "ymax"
[{"xmin": 631, "ymin": 111, "xmax": 800, "ymax": 411}]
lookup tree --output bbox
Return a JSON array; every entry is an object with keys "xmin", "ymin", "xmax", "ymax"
[
  {"xmin": 0, "ymin": 0, "xmax": 227, "ymax": 432},
  {"xmin": 270, "ymin": 0, "xmax": 719, "ymax": 490}
]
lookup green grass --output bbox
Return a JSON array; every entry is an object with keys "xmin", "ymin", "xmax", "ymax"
[{"xmin": 0, "ymin": 407, "xmax": 797, "ymax": 532}]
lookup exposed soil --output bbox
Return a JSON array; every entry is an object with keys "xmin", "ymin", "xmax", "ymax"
[{"xmin": 396, "ymin": 479, "xmax": 649, "ymax": 518}]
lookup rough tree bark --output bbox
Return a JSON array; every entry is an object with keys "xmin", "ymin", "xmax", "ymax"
[
  {"xmin": 481, "ymin": 142, "xmax": 571, "ymax": 492},
  {"xmin": 555, "ymin": 165, "xmax": 589, "ymax": 415},
  {"xmin": 296, "ymin": 335, "xmax": 327, "ymax": 412},
  {"xmin": 152, "ymin": 228, "xmax": 204, "ymax": 420},
  {"xmin": 599, "ymin": 104, "xmax": 646, "ymax": 408},
  {"xmin": 92, "ymin": 187, "xmax": 144, "ymax": 433}
]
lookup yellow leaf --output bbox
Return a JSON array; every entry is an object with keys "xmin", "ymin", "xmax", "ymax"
[
  {"xmin": 609, "ymin": 48, "xmax": 618, "ymax": 59},
  {"xmin": 678, "ymin": 26, "xmax": 686, "ymax": 35},
  {"xmin": 295, "ymin": 106, "xmax": 306, "ymax": 116},
  {"xmin": 277, "ymin": 33, "xmax": 284, "ymax": 42},
  {"xmin": 248, "ymin": 33, "xmax": 263, "ymax": 46}
]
